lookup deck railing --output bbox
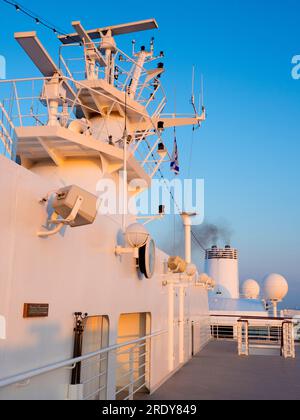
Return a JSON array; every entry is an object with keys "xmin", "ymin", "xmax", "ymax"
[
  {"xmin": 210, "ymin": 315, "xmax": 296, "ymax": 359},
  {"xmin": 0, "ymin": 76, "xmax": 171, "ymax": 179},
  {"xmin": 0, "ymin": 100, "xmax": 16, "ymax": 159},
  {"xmin": 0, "ymin": 330, "xmax": 167, "ymax": 400}
]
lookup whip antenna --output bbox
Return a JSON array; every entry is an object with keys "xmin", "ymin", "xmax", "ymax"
[
  {"xmin": 200, "ymin": 74, "xmax": 204, "ymax": 112},
  {"xmin": 190, "ymin": 65, "xmax": 198, "ymax": 116}
]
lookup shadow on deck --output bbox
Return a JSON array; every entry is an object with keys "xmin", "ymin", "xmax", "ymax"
[{"xmin": 148, "ymin": 341, "xmax": 300, "ymax": 400}]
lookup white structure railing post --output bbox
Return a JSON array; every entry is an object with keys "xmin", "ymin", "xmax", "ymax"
[
  {"xmin": 282, "ymin": 321, "xmax": 295, "ymax": 359},
  {"xmin": 237, "ymin": 320, "xmax": 249, "ymax": 356},
  {"xmin": 128, "ymin": 348, "xmax": 135, "ymax": 401}
]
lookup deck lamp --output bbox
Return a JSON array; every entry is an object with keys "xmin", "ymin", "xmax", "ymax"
[
  {"xmin": 157, "ymin": 142, "xmax": 167, "ymax": 156},
  {"xmin": 197, "ymin": 273, "xmax": 216, "ymax": 290},
  {"xmin": 157, "ymin": 121, "xmax": 164, "ymax": 133},
  {"xmin": 185, "ymin": 263, "xmax": 197, "ymax": 278},
  {"xmin": 115, "ymin": 223, "xmax": 150, "ymax": 258},
  {"xmin": 168, "ymin": 256, "xmax": 187, "ymax": 274}
]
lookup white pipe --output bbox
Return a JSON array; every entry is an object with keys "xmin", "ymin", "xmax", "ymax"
[
  {"xmin": 181, "ymin": 213, "xmax": 193, "ymax": 264},
  {"xmin": 273, "ymin": 301, "xmax": 278, "ymax": 318},
  {"xmin": 48, "ymin": 100, "xmax": 59, "ymax": 126},
  {"xmin": 105, "ymin": 49, "xmax": 112, "ymax": 83},
  {"xmin": 178, "ymin": 286, "xmax": 185, "ymax": 364},
  {"xmin": 168, "ymin": 283, "xmax": 174, "ymax": 372},
  {"xmin": 37, "ymin": 223, "xmax": 64, "ymax": 238},
  {"xmin": 178, "ymin": 213, "xmax": 194, "ymax": 365},
  {"xmin": 122, "ymin": 116, "xmax": 128, "ymax": 233},
  {"xmin": 184, "ymin": 224, "xmax": 191, "ymax": 264},
  {"xmin": 130, "ymin": 51, "xmax": 146, "ymax": 99}
]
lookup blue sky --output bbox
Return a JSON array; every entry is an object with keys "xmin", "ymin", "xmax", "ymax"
[{"xmin": 1, "ymin": 0, "xmax": 300, "ymax": 307}]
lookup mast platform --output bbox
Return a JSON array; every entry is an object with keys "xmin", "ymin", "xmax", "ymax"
[
  {"xmin": 15, "ymin": 125, "xmax": 151, "ymax": 185},
  {"xmin": 77, "ymin": 79, "xmax": 148, "ymax": 123}
]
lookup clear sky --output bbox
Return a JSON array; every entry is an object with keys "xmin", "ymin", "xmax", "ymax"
[{"xmin": 1, "ymin": 0, "xmax": 300, "ymax": 307}]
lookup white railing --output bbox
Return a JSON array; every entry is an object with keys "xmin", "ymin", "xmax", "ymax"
[
  {"xmin": 237, "ymin": 317, "xmax": 295, "ymax": 358},
  {"xmin": 58, "ymin": 42, "xmax": 166, "ymax": 113},
  {"xmin": 0, "ymin": 75, "xmax": 171, "ymax": 179},
  {"xmin": 210, "ymin": 315, "xmax": 296, "ymax": 359},
  {"xmin": 211, "ymin": 324, "xmax": 235, "ymax": 341},
  {"xmin": 115, "ymin": 339, "xmax": 149, "ymax": 401},
  {"xmin": 0, "ymin": 330, "xmax": 167, "ymax": 400},
  {"xmin": 210, "ymin": 322, "xmax": 283, "ymax": 343},
  {"xmin": 0, "ymin": 100, "xmax": 16, "ymax": 158}
]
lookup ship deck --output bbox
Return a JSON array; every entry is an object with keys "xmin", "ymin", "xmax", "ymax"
[{"xmin": 148, "ymin": 341, "xmax": 300, "ymax": 400}]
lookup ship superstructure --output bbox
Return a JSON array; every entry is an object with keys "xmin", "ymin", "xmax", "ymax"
[{"xmin": 0, "ymin": 19, "xmax": 211, "ymax": 400}]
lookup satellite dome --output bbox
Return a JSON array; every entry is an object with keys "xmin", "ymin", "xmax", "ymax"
[
  {"xmin": 242, "ymin": 279, "xmax": 260, "ymax": 299},
  {"xmin": 263, "ymin": 273, "xmax": 288, "ymax": 301}
]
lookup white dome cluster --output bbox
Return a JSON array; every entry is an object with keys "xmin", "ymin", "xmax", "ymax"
[
  {"xmin": 263, "ymin": 273, "xmax": 288, "ymax": 301},
  {"xmin": 241, "ymin": 273, "xmax": 288, "ymax": 303},
  {"xmin": 242, "ymin": 279, "xmax": 260, "ymax": 299}
]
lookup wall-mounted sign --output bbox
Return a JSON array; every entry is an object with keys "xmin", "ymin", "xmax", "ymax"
[{"xmin": 23, "ymin": 304, "xmax": 49, "ymax": 318}]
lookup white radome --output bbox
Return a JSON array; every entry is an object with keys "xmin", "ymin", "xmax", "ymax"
[
  {"xmin": 263, "ymin": 273, "xmax": 288, "ymax": 301},
  {"xmin": 125, "ymin": 223, "xmax": 150, "ymax": 248},
  {"xmin": 242, "ymin": 279, "xmax": 260, "ymax": 299}
]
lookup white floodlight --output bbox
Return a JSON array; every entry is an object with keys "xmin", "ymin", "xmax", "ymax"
[
  {"xmin": 185, "ymin": 263, "xmax": 197, "ymax": 277},
  {"xmin": 197, "ymin": 273, "xmax": 215, "ymax": 290},
  {"xmin": 37, "ymin": 185, "xmax": 97, "ymax": 238},
  {"xmin": 167, "ymin": 256, "xmax": 187, "ymax": 274}
]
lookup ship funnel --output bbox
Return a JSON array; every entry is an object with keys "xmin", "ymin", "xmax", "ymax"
[{"xmin": 205, "ymin": 246, "xmax": 239, "ymax": 299}]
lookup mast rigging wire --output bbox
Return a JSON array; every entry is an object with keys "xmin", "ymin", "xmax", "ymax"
[{"xmin": 2, "ymin": 0, "xmax": 80, "ymax": 43}]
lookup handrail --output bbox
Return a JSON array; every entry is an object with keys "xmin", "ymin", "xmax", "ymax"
[
  {"xmin": 0, "ymin": 329, "xmax": 167, "ymax": 389},
  {"xmin": 0, "ymin": 76, "xmax": 170, "ymax": 177}
]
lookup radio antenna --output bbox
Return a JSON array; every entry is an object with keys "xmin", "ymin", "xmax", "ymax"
[
  {"xmin": 190, "ymin": 65, "xmax": 198, "ymax": 116},
  {"xmin": 201, "ymin": 74, "xmax": 204, "ymax": 110},
  {"xmin": 199, "ymin": 74, "xmax": 204, "ymax": 113},
  {"xmin": 191, "ymin": 65, "xmax": 195, "ymax": 105}
]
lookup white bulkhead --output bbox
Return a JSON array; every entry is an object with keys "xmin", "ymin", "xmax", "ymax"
[{"xmin": 0, "ymin": 155, "xmax": 210, "ymax": 399}]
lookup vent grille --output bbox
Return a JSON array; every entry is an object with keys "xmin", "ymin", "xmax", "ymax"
[{"xmin": 205, "ymin": 248, "xmax": 238, "ymax": 260}]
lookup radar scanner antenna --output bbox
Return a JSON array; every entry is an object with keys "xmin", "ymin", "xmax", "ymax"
[
  {"xmin": 71, "ymin": 21, "xmax": 107, "ymax": 80},
  {"xmin": 14, "ymin": 31, "xmax": 80, "ymax": 125},
  {"xmin": 59, "ymin": 19, "xmax": 159, "ymax": 89}
]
